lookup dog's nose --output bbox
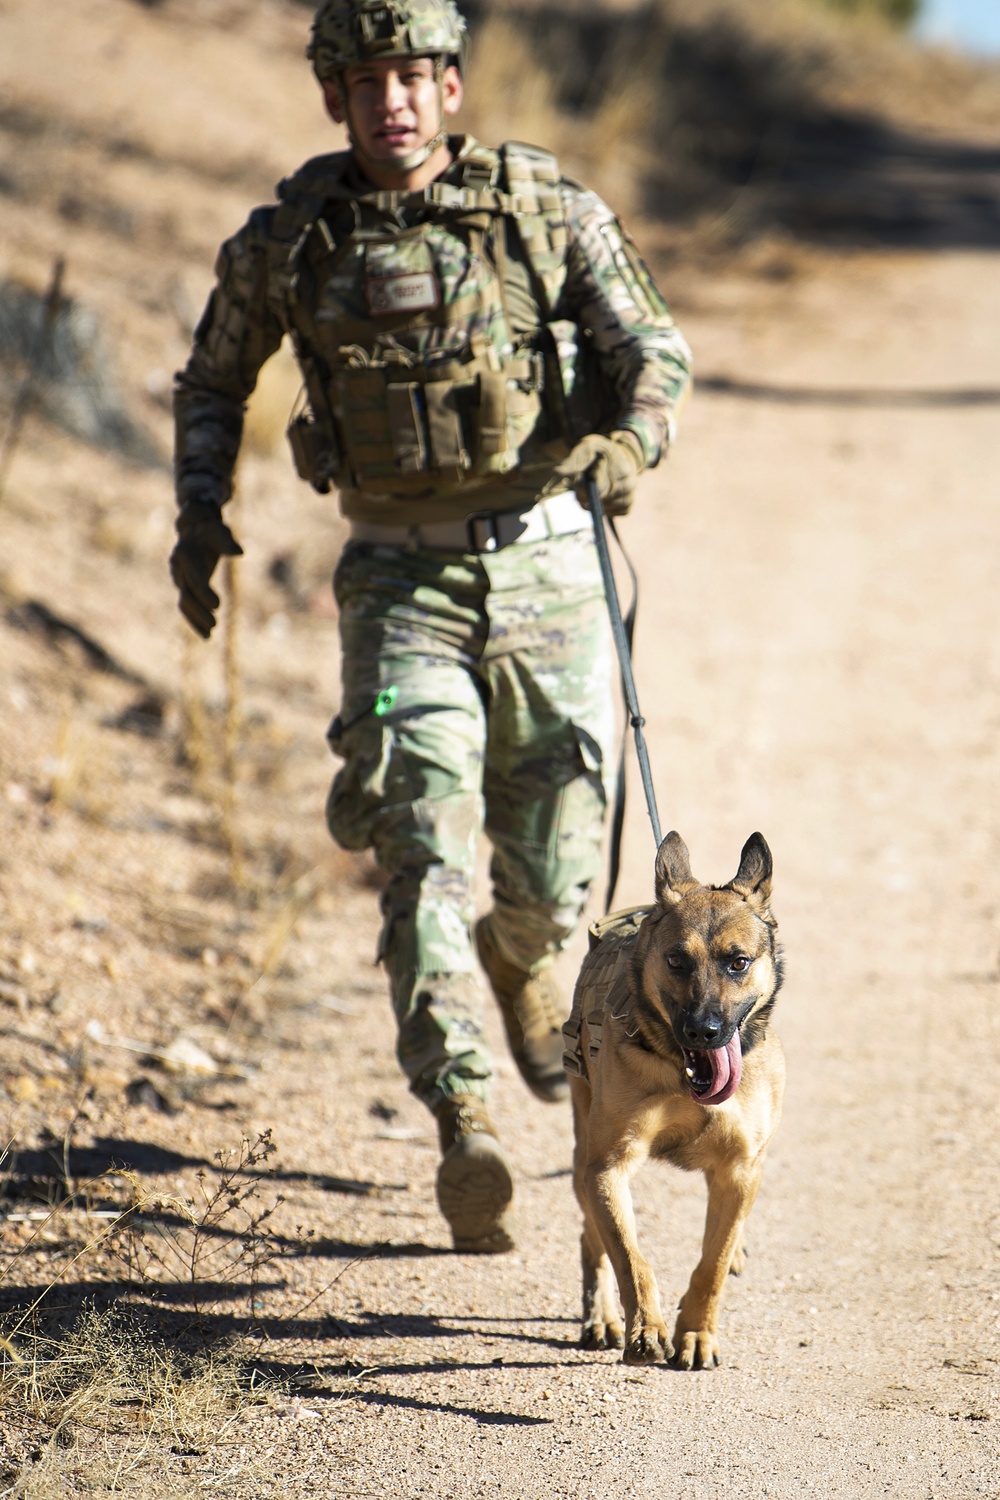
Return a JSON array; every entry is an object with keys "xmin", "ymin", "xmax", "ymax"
[{"xmin": 682, "ymin": 1012, "xmax": 723, "ymax": 1047}]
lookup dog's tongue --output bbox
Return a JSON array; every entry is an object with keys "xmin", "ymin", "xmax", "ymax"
[{"xmin": 689, "ymin": 1029, "xmax": 743, "ymax": 1106}]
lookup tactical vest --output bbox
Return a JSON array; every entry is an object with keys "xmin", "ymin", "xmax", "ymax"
[
  {"xmin": 562, "ymin": 905, "xmax": 651, "ymax": 1079},
  {"xmin": 265, "ymin": 139, "xmax": 604, "ymax": 511}
]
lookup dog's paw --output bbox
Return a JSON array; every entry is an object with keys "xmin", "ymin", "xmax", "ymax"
[
  {"xmin": 581, "ymin": 1319, "xmax": 625, "ymax": 1351},
  {"xmin": 622, "ymin": 1328, "xmax": 671, "ymax": 1365},
  {"xmin": 671, "ymin": 1328, "xmax": 720, "ymax": 1370}
]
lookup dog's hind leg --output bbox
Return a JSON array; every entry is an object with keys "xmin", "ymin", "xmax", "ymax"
[
  {"xmin": 570, "ymin": 1077, "xmax": 625, "ymax": 1349},
  {"xmin": 579, "ymin": 1225, "xmax": 624, "ymax": 1350}
]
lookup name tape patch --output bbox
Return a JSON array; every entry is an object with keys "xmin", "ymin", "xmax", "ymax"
[{"xmin": 366, "ymin": 272, "xmax": 441, "ymax": 316}]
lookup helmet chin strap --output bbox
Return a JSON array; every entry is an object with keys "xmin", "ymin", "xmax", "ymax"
[{"xmin": 342, "ymin": 56, "xmax": 448, "ymax": 178}]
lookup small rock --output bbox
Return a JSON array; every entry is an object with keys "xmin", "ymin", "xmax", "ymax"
[
  {"xmin": 0, "ymin": 979, "xmax": 28, "ymax": 1011},
  {"xmin": 158, "ymin": 1036, "xmax": 219, "ymax": 1076}
]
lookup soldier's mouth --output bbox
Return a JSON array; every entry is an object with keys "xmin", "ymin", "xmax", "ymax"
[
  {"xmin": 682, "ymin": 1030, "xmax": 742, "ymax": 1106},
  {"xmin": 377, "ymin": 126, "xmax": 417, "ymax": 145}
]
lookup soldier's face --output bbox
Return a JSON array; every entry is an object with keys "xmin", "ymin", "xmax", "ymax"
[{"xmin": 323, "ymin": 58, "xmax": 463, "ymax": 166}]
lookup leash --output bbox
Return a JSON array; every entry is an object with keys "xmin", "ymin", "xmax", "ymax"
[{"xmin": 585, "ymin": 475, "xmax": 663, "ymax": 912}]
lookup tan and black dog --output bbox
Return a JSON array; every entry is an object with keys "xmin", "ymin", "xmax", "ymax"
[{"xmin": 562, "ymin": 830, "xmax": 784, "ymax": 1368}]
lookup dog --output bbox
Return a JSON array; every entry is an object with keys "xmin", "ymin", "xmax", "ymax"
[{"xmin": 562, "ymin": 830, "xmax": 784, "ymax": 1368}]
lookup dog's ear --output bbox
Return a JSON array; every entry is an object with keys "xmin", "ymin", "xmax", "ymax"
[
  {"xmin": 727, "ymin": 832, "xmax": 773, "ymax": 906},
  {"xmin": 654, "ymin": 831, "xmax": 700, "ymax": 906}
]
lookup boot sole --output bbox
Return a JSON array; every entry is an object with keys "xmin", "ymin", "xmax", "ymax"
[{"xmin": 436, "ymin": 1135, "xmax": 515, "ymax": 1254}]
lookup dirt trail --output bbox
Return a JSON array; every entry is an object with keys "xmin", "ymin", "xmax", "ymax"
[
  {"xmin": 1, "ymin": 2, "xmax": 1000, "ymax": 1496},
  {"xmin": 249, "ymin": 248, "xmax": 1000, "ymax": 1500}
]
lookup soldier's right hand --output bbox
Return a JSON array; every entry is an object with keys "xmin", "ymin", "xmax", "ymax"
[
  {"xmin": 169, "ymin": 501, "xmax": 244, "ymax": 639},
  {"xmin": 555, "ymin": 430, "xmax": 644, "ymax": 517}
]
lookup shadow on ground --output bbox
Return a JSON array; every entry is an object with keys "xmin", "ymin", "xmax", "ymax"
[{"xmin": 1, "ymin": 1137, "xmax": 407, "ymax": 1202}]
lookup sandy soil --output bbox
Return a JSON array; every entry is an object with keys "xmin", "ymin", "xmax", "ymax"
[{"xmin": 1, "ymin": 2, "xmax": 999, "ymax": 1496}]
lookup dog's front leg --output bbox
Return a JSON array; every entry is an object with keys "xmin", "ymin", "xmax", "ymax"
[
  {"xmin": 673, "ymin": 1160, "xmax": 763, "ymax": 1370},
  {"xmin": 584, "ymin": 1154, "xmax": 671, "ymax": 1365}
]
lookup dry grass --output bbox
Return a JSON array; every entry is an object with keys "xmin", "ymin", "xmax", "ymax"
[
  {"xmin": 0, "ymin": 1137, "xmax": 291, "ymax": 1495},
  {"xmin": 0, "ymin": 1305, "xmax": 278, "ymax": 1498}
]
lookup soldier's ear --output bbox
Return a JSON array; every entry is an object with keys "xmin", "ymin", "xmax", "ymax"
[
  {"xmin": 322, "ymin": 79, "xmax": 345, "ymax": 125},
  {"xmin": 654, "ymin": 832, "xmax": 700, "ymax": 907},
  {"xmin": 442, "ymin": 64, "xmax": 463, "ymax": 117}
]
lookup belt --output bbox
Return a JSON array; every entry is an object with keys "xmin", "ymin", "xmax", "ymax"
[{"xmin": 347, "ymin": 490, "xmax": 589, "ymax": 554}]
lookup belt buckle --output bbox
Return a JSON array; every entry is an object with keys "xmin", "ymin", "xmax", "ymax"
[{"xmin": 466, "ymin": 511, "xmax": 500, "ymax": 553}]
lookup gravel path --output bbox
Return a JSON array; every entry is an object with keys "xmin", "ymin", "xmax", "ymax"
[{"xmin": 210, "ymin": 247, "xmax": 1000, "ymax": 1498}]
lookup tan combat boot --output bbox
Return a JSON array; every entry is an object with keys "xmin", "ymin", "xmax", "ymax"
[
  {"xmin": 434, "ymin": 1094, "xmax": 515, "ymax": 1254},
  {"xmin": 474, "ymin": 917, "xmax": 569, "ymax": 1104}
]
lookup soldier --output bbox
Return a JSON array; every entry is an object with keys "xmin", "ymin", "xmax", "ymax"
[{"xmin": 169, "ymin": 0, "xmax": 692, "ymax": 1254}]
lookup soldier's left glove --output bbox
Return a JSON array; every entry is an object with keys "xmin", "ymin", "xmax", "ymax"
[
  {"xmin": 169, "ymin": 500, "xmax": 243, "ymax": 639},
  {"xmin": 556, "ymin": 430, "xmax": 645, "ymax": 517}
]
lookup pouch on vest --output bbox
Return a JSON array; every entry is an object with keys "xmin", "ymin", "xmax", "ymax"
[
  {"xmin": 287, "ymin": 412, "xmax": 341, "ymax": 494},
  {"xmin": 330, "ymin": 345, "xmax": 542, "ymax": 496}
]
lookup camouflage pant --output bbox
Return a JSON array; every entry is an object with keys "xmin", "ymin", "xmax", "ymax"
[{"xmin": 326, "ymin": 527, "xmax": 615, "ymax": 1112}]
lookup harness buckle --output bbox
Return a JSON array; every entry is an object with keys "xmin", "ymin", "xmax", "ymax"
[{"xmin": 466, "ymin": 511, "xmax": 500, "ymax": 553}]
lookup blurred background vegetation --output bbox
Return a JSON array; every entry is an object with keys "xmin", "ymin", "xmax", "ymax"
[
  {"xmin": 822, "ymin": 0, "xmax": 918, "ymax": 21},
  {"xmin": 453, "ymin": 0, "xmax": 1000, "ymax": 254}
]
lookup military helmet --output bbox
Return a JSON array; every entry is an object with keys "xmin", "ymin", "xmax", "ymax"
[{"xmin": 308, "ymin": 0, "xmax": 469, "ymax": 82}]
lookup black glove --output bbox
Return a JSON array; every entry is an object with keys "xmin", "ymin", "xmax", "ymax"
[
  {"xmin": 169, "ymin": 501, "xmax": 243, "ymax": 639},
  {"xmin": 555, "ymin": 430, "xmax": 645, "ymax": 517}
]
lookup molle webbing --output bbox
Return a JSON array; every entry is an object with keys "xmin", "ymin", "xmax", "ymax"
[
  {"xmin": 265, "ymin": 141, "xmax": 570, "ymax": 338},
  {"xmin": 332, "ymin": 348, "xmax": 543, "ymax": 490},
  {"xmin": 264, "ymin": 141, "xmax": 572, "ymax": 497},
  {"xmin": 562, "ymin": 906, "xmax": 650, "ymax": 1078}
]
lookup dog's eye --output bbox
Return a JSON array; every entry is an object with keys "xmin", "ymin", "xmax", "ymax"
[
  {"xmin": 666, "ymin": 953, "xmax": 686, "ymax": 972},
  {"xmin": 729, "ymin": 955, "xmax": 751, "ymax": 973}
]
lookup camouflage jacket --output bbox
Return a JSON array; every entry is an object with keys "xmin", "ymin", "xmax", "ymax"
[{"xmin": 174, "ymin": 135, "xmax": 693, "ymax": 525}]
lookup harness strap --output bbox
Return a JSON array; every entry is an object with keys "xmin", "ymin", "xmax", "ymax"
[{"xmin": 561, "ymin": 907, "xmax": 650, "ymax": 1078}]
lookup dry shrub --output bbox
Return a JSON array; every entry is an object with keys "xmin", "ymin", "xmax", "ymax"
[
  {"xmin": 0, "ymin": 1305, "xmax": 277, "ymax": 1498},
  {"xmin": 461, "ymin": 0, "xmax": 1000, "ymax": 244},
  {"xmin": 0, "ymin": 1138, "xmax": 290, "ymax": 1493},
  {"xmin": 110, "ymin": 1132, "xmax": 283, "ymax": 1322},
  {"xmin": 819, "ymin": 0, "xmax": 916, "ymax": 23},
  {"xmin": 679, "ymin": 0, "xmax": 1000, "ymax": 128},
  {"xmin": 463, "ymin": 15, "xmax": 563, "ymax": 153},
  {"xmin": 43, "ymin": 718, "xmax": 112, "ymax": 825},
  {"xmin": 2, "ymin": 1305, "xmax": 259, "ymax": 1443}
]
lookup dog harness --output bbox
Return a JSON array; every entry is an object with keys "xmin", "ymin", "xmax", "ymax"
[{"xmin": 561, "ymin": 905, "xmax": 650, "ymax": 1078}]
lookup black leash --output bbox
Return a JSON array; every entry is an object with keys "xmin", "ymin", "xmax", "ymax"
[{"xmin": 585, "ymin": 475, "xmax": 662, "ymax": 912}]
